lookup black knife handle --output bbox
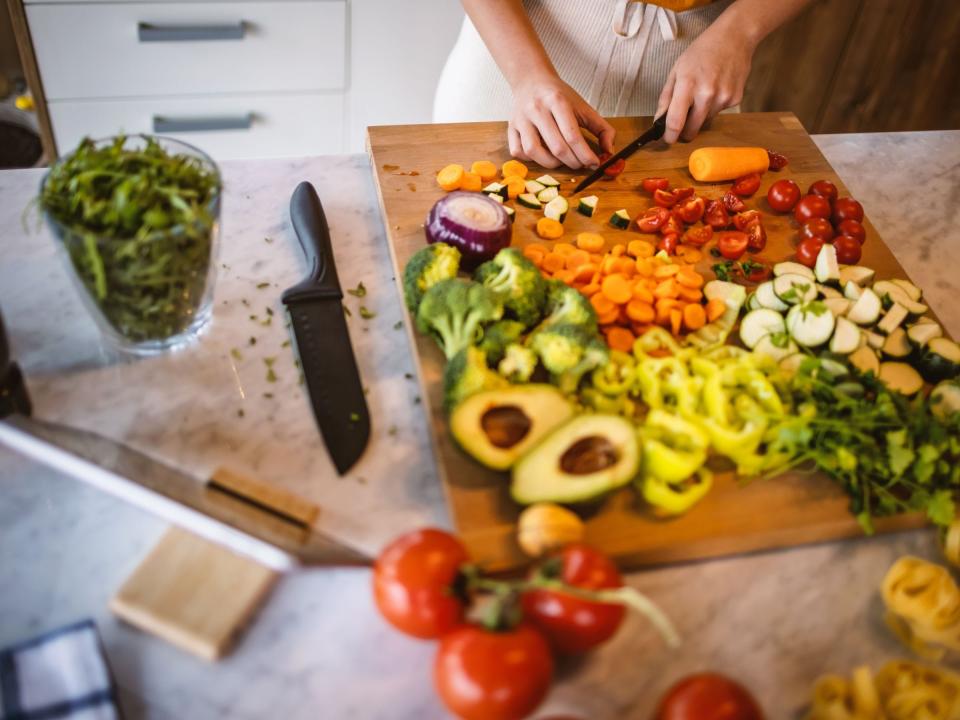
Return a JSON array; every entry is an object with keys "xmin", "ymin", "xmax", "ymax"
[
  {"xmin": 0, "ymin": 309, "xmax": 32, "ymax": 418},
  {"xmin": 283, "ymin": 182, "xmax": 343, "ymax": 303}
]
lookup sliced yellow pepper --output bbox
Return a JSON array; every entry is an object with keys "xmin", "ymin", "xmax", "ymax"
[{"xmin": 642, "ymin": 468, "xmax": 713, "ymax": 516}]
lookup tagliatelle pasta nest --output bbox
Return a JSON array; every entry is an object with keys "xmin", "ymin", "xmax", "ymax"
[{"xmin": 882, "ymin": 557, "xmax": 960, "ymax": 661}]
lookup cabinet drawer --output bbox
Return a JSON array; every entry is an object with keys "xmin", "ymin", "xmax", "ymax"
[
  {"xmin": 48, "ymin": 93, "xmax": 344, "ymax": 160},
  {"xmin": 28, "ymin": 1, "xmax": 345, "ymax": 100}
]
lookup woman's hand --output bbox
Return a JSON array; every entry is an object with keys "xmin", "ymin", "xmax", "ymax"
[{"xmin": 509, "ymin": 72, "xmax": 616, "ymax": 169}]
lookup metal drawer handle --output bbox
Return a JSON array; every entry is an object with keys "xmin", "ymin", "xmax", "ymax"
[
  {"xmin": 137, "ymin": 21, "xmax": 245, "ymax": 42},
  {"xmin": 152, "ymin": 114, "xmax": 253, "ymax": 133}
]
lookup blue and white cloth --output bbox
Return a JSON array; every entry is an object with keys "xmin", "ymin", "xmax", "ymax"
[{"xmin": 0, "ymin": 620, "xmax": 121, "ymax": 720}]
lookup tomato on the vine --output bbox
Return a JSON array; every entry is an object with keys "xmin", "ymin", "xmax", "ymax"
[
  {"xmin": 766, "ymin": 179, "xmax": 801, "ymax": 213},
  {"xmin": 676, "ymin": 197, "xmax": 706, "ymax": 224},
  {"xmin": 833, "ymin": 234, "xmax": 862, "ymax": 264},
  {"xmin": 730, "ymin": 173, "xmax": 762, "ymax": 197},
  {"xmin": 683, "ymin": 223, "xmax": 714, "ymax": 248},
  {"xmin": 373, "ymin": 528, "xmax": 469, "ymax": 639},
  {"xmin": 636, "ymin": 206, "xmax": 671, "ymax": 233},
  {"xmin": 745, "ymin": 222, "xmax": 766, "ymax": 252},
  {"xmin": 793, "ymin": 194, "xmax": 831, "ymax": 224},
  {"xmin": 798, "ymin": 218, "xmax": 835, "ymax": 243},
  {"xmin": 658, "ymin": 233, "xmax": 680, "ymax": 255},
  {"xmin": 766, "ymin": 149, "xmax": 788, "ymax": 170},
  {"xmin": 642, "ymin": 177, "xmax": 670, "ymax": 193},
  {"xmin": 833, "ymin": 197, "xmax": 864, "ymax": 224},
  {"xmin": 598, "ymin": 152, "xmax": 625, "ymax": 178},
  {"xmin": 807, "ymin": 179, "xmax": 838, "ymax": 203},
  {"xmin": 732, "ymin": 210, "xmax": 762, "ymax": 232},
  {"xmin": 654, "ymin": 188, "xmax": 678, "ymax": 208},
  {"xmin": 434, "ymin": 623, "xmax": 553, "ymax": 720},
  {"xmin": 655, "ymin": 673, "xmax": 764, "ymax": 720},
  {"xmin": 837, "ymin": 218, "xmax": 866, "ymax": 244},
  {"xmin": 716, "ymin": 231, "xmax": 748, "ymax": 260},
  {"xmin": 795, "ymin": 237, "xmax": 825, "ymax": 268},
  {"xmin": 722, "ymin": 191, "xmax": 747, "ymax": 213},
  {"xmin": 522, "ymin": 544, "xmax": 625, "ymax": 655}
]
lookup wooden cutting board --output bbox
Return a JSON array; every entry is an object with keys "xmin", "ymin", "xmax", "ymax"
[{"xmin": 367, "ymin": 112, "xmax": 927, "ymax": 572}]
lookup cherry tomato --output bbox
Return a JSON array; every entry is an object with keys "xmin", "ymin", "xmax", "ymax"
[
  {"xmin": 717, "ymin": 231, "xmax": 748, "ymax": 260},
  {"xmin": 807, "ymin": 179, "xmax": 838, "ymax": 204},
  {"xmin": 766, "ymin": 179, "xmax": 801, "ymax": 213},
  {"xmin": 661, "ymin": 214, "xmax": 684, "ymax": 237},
  {"xmin": 798, "ymin": 217, "xmax": 835, "ymax": 243},
  {"xmin": 732, "ymin": 210, "xmax": 762, "ymax": 232},
  {"xmin": 833, "ymin": 197, "xmax": 864, "ymax": 225},
  {"xmin": 704, "ymin": 199, "xmax": 730, "ymax": 229},
  {"xmin": 722, "ymin": 191, "xmax": 747, "ymax": 213},
  {"xmin": 654, "ymin": 188, "xmax": 678, "ymax": 208},
  {"xmin": 793, "ymin": 194, "xmax": 832, "ymax": 224},
  {"xmin": 672, "ymin": 187, "xmax": 696, "ymax": 202},
  {"xmin": 837, "ymin": 218, "xmax": 866, "ymax": 244},
  {"xmin": 658, "ymin": 233, "xmax": 680, "ymax": 255},
  {"xmin": 522, "ymin": 544, "xmax": 625, "ymax": 655},
  {"xmin": 745, "ymin": 221, "xmax": 767, "ymax": 252},
  {"xmin": 676, "ymin": 197, "xmax": 706, "ymax": 224},
  {"xmin": 766, "ymin": 149, "xmax": 788, "ymax": 170},
  {"xmin": 683, "ymin": 223, "xmax": 714, "ymax": 248},
  {"xmin": 745, "ymin": 262, "xmax": 772, "ymax": 283},
  {"xmin": 833, "ymin": 234, "xmax": 862, "ymax": 264},
  {"xmin": 655, "ymin": 673, "xmax": 764, "ymax": 720},
  {"xmin": 373, "ymin": 528, "xmax": 469, "ymax": 639},
  {"xmin": 434, "ymin": 623, "xmax": 553, "ymax": 720},
  {"xmin": 642, "ymin": 177, "xmax": 670, "ymax": 193},
  {"xmin": 796, "ymin": 237, "xmax": 825, "ymax": 268},
  {"xmin": 730, "ymin": 173, "xmax": 762, "ymax": 197},
  {"xmin": 597, "ymin": 152, "xmax": 625, "ymax": 178},
  {"xmin": 636, "ymin": 206, "xmax": 671, "ymax": 233}
]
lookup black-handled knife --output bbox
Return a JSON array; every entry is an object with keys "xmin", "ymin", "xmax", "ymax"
[
  {"xmin": 574, "ymin": 114, "xmax": 667, "ymax": 195},
  {"xmin": 282, "ymin": 182, "xmax": 370, "ymax": 475}
]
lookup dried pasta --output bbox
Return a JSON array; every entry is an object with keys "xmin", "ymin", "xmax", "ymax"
[{"xmin": 881, "ymin": 557, "xmax": 960, "ymax": 661}]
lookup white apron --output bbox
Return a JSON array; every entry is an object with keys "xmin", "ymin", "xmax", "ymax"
[{"xmin": 434, "ymin": 0, "xmax": 732, "ymax": 122}]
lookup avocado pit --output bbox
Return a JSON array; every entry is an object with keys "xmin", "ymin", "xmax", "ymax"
[
  {"xmin": 481, "ymin": 405, "xmax": 532, "ymax": 449},
  {"xmin": 559, "ymin": 436, "xmax": 619, "ymax": 475}
]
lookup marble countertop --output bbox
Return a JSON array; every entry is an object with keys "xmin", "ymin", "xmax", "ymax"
[{"xmin": 1, "ymin": 130, "xmax": 958, "ymax": 719}]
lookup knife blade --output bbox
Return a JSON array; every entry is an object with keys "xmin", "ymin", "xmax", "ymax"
[
  {"xmin": 282, "ymin": 182, "xmax": 370, "ymax": 475},
  {"xmin": 574, "ymin": 114, "xmax": 667, "ymax": 195}
]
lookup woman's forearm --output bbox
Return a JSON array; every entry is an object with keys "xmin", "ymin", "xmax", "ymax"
[
  {"xmin": 713, "ymin": 0, "xmax": 816, "ymax": 50},
  {"xmin": 461, "ymin": 0, "xmax": 556, "ymax": 88}
]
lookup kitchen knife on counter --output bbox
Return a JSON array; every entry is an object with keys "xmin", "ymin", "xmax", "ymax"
[
  {"xmin": 282, "ymin": 182, "xmax": 370, "ymax": 475},
  {"xmin": 574, "ymin": 114, "xmax": 667, "ymax": 195}
]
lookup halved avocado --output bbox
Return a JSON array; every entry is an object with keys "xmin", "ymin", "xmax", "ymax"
[
  {"xmin": 450, "ymin": 385, "xmax": 574, "ymax": 470},
  {"xmin": 511, "ymin": 414, "xmax": 640, "ymax": 505}
]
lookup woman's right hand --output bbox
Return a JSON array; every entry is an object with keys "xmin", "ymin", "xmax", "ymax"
[{"xmin": 509, "ymin": 72, "xmax": 616, "ymax": 170}]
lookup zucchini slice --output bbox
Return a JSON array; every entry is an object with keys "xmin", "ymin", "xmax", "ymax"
[
  {"xmin": 879, "ymin": 362, "xmax": 924, "ymax": 396},
  {"xmin": 920, "ymin": 337, "xmax": 960, "ymax": 382},
  {"xmin": 483, "ymin": 182, "xmax": 509, "ymax": 200},
  {"xmin": 844, "ymin": 281, "xmax": 863, "ymax": 301},
  {"xmin": 739, "ymin": 308, "xmax": 786, "ymax": 350},
  {"xmin": 503, "ymin": 205, "xmax": 516, "ymax": 223},
  {"xmin": 525, "ymin": 180, "xmax": 547, "ymax": 195},
  {"xmin": 814, "ymin": 243, "xmax": 840, "ymax": 285},
  {"xmin": 577, "ymin": 195, "xmax": 599, "ymax": 218},
  {"xmin": 847, "ymin": 288, "xmax": 882, "ymax": 326},
  {"xmin": 786, "ymin": 302, "xmax": 836, "ymax": 347},
  {"xmin": 823, "ymin": 297, "xmax": 852, "ymax": 318},
  {"xmin": 873, "ymin": 281, "xmax": 929, "ymax": 316},
  {"xmin": 773, "ymin": 262, "xmax": 815, "ymax": 280},
  {"xmin": 838, "ymin": 265, "xmax": 876, "ymax": 287},
  {"xmin": 487, "ymin": 192, "xmax": 504, "ymax": 204},
  {"xmin": 829, "ymin": 317, "xmax": 861, "ymax": 355},
  {"xmin": 773, "ymin": 274, "xmax": 817, "ymax": 305},
  {"xmin": 882, "ymin": 328, "xmax": 911, "ymax": 358},
  {"xmin": 817, "ymin": 284, "xmax": 843, "ymax": 299},
  {"xmin": 543, "ymin": 196, "xmax": 569, "ymax": 222},
  {"xmin": 864, "ymin": 331, "xmax": 885, "ymax": 350},
  {"xmin": 537, "ymin": 186, "xmax": 559, "ymax": 203},
  {"xmin": 931, "ymin": 381, "xmax": 960, "ymax": 421},
  {"xmin": 877, "ymin": 303, "xmax": 909, "ymax": 335},
  {"xmin": 756, "ymin": 281, "xmax": 789, "ymax": 311},
  {"xmin": 609, "ymin": 209, "xmax": 631, "ymax": 230},
  {"xmin": 517, "ymin": 193, "xmax": 542, "ymax": 210},
  {"xmin": 746, "ymin": 292, "xmax": 762, "ymax": 311},
  {"xmin": 849, "ymin": 346, "xmax": 880, "ymax": 377},
  {"xmin": 891, "ymin": 278, "xmax": 922, "ymax": 302},
  {"xmin": 536, "ymin": 174, "xmax": 561, "ymax": 188},
  {"xmin": 754, "ymin": 332, "xmax": 797, "ymax": 362},
  {"xmin": 907, "ymin": 321, "xmax": 943, "ymax": 348}
]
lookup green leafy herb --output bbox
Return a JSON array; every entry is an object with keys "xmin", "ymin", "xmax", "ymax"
[
  {"xmin": 347, "ymin": 282, "xmax": 367, "ymax": 298},
  {"xmin": 712, "ymin": 261, "xmax": 734, "ymax": 282}
]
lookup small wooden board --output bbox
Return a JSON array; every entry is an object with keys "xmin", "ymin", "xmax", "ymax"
[{"xmin": 367, "ymin": 112, "xmax": 928, "ymax": 572}]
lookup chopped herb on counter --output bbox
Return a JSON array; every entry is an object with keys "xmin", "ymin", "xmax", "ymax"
[
  {"xmin": 266, "ymin": 368, "xmax": 278, "ymax": 383},
  {"xmin": 237, "ymin": 409, "xmax": 245, "ymax": 418},
  {"xmin": 388, "ymin": 425, "xmax": 398, "ymax": 436},
  {"xmin": 256, "ymin": 282, "xmax": 270, "ymax": 290},
  {"xmin": 264, "ymin": 237, "xmax": 273, "ymax": 244},
  {"xmin": 359, "ymin": 306, "xmax": 376, "ymax": 320},
  {"xmin": 282, "ymin": 339, "xmax": 291, "ymax": 348},
  {"xmin": 350, "ymin": 412, "xmax": 360, "ymax": 422},
  {"xmin": 241, "ymin": 298, "xmax": 250, "ymax": 307},
  {"xmin": 263, "ymin": 392, "xmax": 274, "ymax": 399},
  {"xmin": 404, "ymin": 373, "xmax": 414, "ymax": 380},
  {"xmin": 230, "ymin": 348, "xmax": 242, "ymax": 361},
  {"xmin": 344, "ymin": 306, "xmax": 352, "ymax": 318},
  {"xmin": 265, "ymin": 307, "xmax": 274, "ymax": 317},
  {"xmin": 347, "ymin": 282, "xmax": 367, "ymax": 298},
  {"xmin": 393, "ymin": 321, "xmax": 403, "ymax": 330},
  {"xmin": 249, "ymin": 336, "xmax": 257, "ymax": 346},
  {"xmin": 414, "ymin": 396, "xmax": 421, "ymax": 404},
  {"xmin": 260, "ymin": 316, "xmax": 272, "ymax": 327}
]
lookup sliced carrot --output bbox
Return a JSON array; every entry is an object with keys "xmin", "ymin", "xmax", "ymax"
[
  {"xmin": 590, "ymin": 293, "xmax": 617, "ymax": 316},
  {"xmin": 655, "ymin": 298, "xmax": 679, "ymax": 325},
  {"xmin": 542, "ymin": 252, "xmax": 565, "ymax": 274},
  {"xmin": 460, "ymin": 171, "xmax": 482, "ymax": 192},
  {"xmin": 601, "ymin": 256, "xmax": 619, "ymax": 275},
  {"xmin": 502, "ymin": 175, "xmax": 526, "ymax": 199},
  {"xmin": 601, "ymin": 274, "xmax": 633, "ymax": 305},
  {"xmin": 676, "ymin": 245, "xmax": 703, "ymax": 264},
  {"xmin": 536, "ymin": 217, "xmax": 564, "ymax": 240},
  {"xmin": 613, "ymin": 257, "xmax": 636, "ymax": 276},
  {"xmin": 631, "ymin": 323, "xmax": 653, "ymax": 337},
  {"xmin": 554, "ymin": 269, "xmax": 575, "ymax": 284},
  {"xmin": 470, "ymin": 160, "xmax": 498, "ymax": 183},
  {"xmin": 653, "ymin": 278, "xmax": 679, "ymax": 300},
  {"xmin": 523, "ymin": 245, "xmax": 546, "ymax": 266},
  {"xmin": 653, "ymin": 263, "xmax": 680, "ymax": 279},
  {"xmin": 606, "ymin": 327, "xmax": 636, "ymax": 353},
  {"xmin": 626, "ymin": 300, "xmax": 655, "ymax": 324},
  {"xmin": 683, "ymin": 302, "xmax": 707, "ymax": 331},
  {"xmin": 565, "ymin": 250, "xmax": 591, "ymax": 269},
  {"xmin": 501, "ymin": 159, "xmax": 529, "ymax": 179},
  {"xmin": 631, "ymin": 281, "xmax": 654, "ymax": 304},
  {"xmin": 670, "ymin": 309, "xmax": 683, "ymax": 336},
  {"xmin": 705, "ymin": 298, "xmax": 727, "ymax": 322},
  {"xmin": 589, "ymin": 253, "xmax": 604, "ymax": 264},
  {"xmin": 573, "ymin": 263, "xmax": 599, "ymax": 283},
  {"xmin": 576, "ymin": 232, "xmax": 605, "ymax": 253},
  {"xmin": 635, "ymin": 258, "xmax": 654, "ymax": 277},
  {"xmin": 597, "ymin": 308, "xmax": 620, "ymax": 326},
  {"xmin": 614, "ymin": 244, "xmax": 629, "ymax": 257},
  {"xmin": 580, "ymin": 282, "xmax": 601, "ymax": 297},
  {"xmin": 627, "ymin": 240, "xmax": 656, "ymax": 259},
  {"xmin": 677, "ymin": 269, "xmax": 705, "ymax": 289},
  {"xmin": 678, "ymin": 285, "xmax": 704, "ymax": 303},
  {"xmin": 552, "ymin": 242, "xmax": 577, "ymax": 256},
  {"xmin": 436, "ymin": 164, "xmax": 464, "ymax": 192}
]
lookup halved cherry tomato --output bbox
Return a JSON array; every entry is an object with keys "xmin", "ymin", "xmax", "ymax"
[
  {"xmin": 636, "ymin": 206, "xmax": 671, "ymax": 233},
  {"xmin": 676, "ymin": 197, "xmax": 705, "ymax": 224},
  {"xmin": 833, "ymin": 197, "xmax": 864, "ymax": 224},
  {"xmin": 833, "ymin": 234, "xmax": 862, "ymax": 264},
  {"xmin": 716, "ymin": 231, "xmax": 748, "ymax": 260},
  {"xmin": 745, "ymin": 221, "xmax": 766, "ymax": 252},
  {"xmin": 653, "ymin": 188, "xmax": 678, "ymax": 207},
  {"xmin": 799, "ymin": 217, "xmax": 835, "ymax": 243},
  {"xmin": 522, "ymin": 544, "xmax": 625, "ymax": 655},
  {"xmin": 837, "ymin": 218, "xmax": 866, "ymax": 244},
  {"xmin": 766, "ymin": 149, "xmax": 788, "ymax": 170},
  {"xmin": 722, "ymin": 191, "xmax": 747, "ymax": 213},
  {"xmin": 732, "ymin": 210, "xmax": 762, "ymax": 232},
  {"xmin": 598, "ymin": 152, "xmax": 626, "ymax": 178},
  {"xmin": 731, "ymin": 173, "xmax": 762, "ymax": 197},
  {"xmin": 793, "ymin": 194, "xmax": 832, "ymax": 224},
  {"xmin": 435, "ymin": 623, "xmax": 554, "ymax": 720},
  {"xmin": 655, "ymin": 673, "xmax": 764, "ymax": 720},
  {"xmin": 641, "ymin": 177, "xmax": 670, "ymax": 193},
  {"xmin": 661, "ymin": 214, "xmax": 684, "ymax": 237},
  {"xmin": 658, "ymin": 233, "xmax": 680, "ymax": 255},
  {"xmin": 683, "ymin": 223, "xmax": 713, "ymax": 247},
  {"xmin": 672, "ymin": 187, "xmax": 695, "ymax": 201},
  {"xmin": 807, "ymin": 179, "xmax": 838, "ymax": 203},
  {"xmin": 704, "ymin": 199, "xmax": 730, "ymax": 229},
  {"xmin": 796, "ymin": 237, "xmax": 825, "ymax": 268},
  {"xmin": 373, "ymin": 528, "xmax": 469, "ymax": 639},
  {"xmin": 766, "ymin": 179, "xmax": 801, "ymax": 213}
]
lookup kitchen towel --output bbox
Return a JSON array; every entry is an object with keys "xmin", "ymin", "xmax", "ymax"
[{"xmin": 0, "ymin": 620, "xmax": 122, "ymax": 719}]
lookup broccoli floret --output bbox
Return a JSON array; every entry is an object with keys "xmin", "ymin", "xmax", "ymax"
[
  {"xmin": 478, "ymin": 320, "xmax": 526, "ymax": 365},
  {"xmin": 415, "ymin": 278, "xmax": 503, "ymax": 360},
  {"xmin": 498, "ymin": 344, "xmax": 538, "ymax": 383},
  {"xmin": 474, "ymin": 248, "xmax": 547, "ymax": 328},
  {"xmin": 541, "ymin": 279, "xmax": 597, "ymax": 331},
  {"xmin": 529, "ymin": 323, "xmax": 609, "ymax": 394},
  {"xmin": 443, "ymin": 346, "xmax": 508, "ymax": 411},
  {"xmin": 402, "ymin": 243, "xmax": 461, "ymax": 312}
]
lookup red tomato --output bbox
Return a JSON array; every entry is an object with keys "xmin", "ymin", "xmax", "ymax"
[
  {"xmin": 722, "ymin": 191, "xmax": 747, "ymax": 213},
  {"xmin": 796, "ymin": 237, "xmax": 825, "ymax": 268},
  {"xmin": 672, "ymin": 187, "xmax": 696, "ymax": 202},
  {"xmin": 642, "ymin": 177, "xmax": 670, "ymax": 193},
  {"xmin": 732, "ymin": 210, "xmax": 762, "ymax": 232},
  {"xmin": 373, "ymin": 528, "xmax": 469, "ymax": 639},
  {"xmin": 766, "ymin": 179, "xmax": 801, "ymax": 213},
  {"xmin": 661, "ymin": 214, "xmax": 684, "ymax": 237},
  {"xmin": 597, "ymin": 152, "xmax": 625, "ymax": 178},
  {"xmin": 833, "ymin": 234, "xmax": 862, "ymax": 264},
  {"xmin": 745, "ymin": 222, "xmax": 767, "ymax": 252},
  {"xmin": 636, "ymin": 206, "xmax": 671, "ymax": 233},
  {"xmin": 833, "ymin": 197, "xmax": 864, "ymax": 225},
  {"xmin": 837, "ymin": 218, "xmax": 866, "ymax": 244},
  {"xmin": 655, "ymin": 673, "xmax": 764, "ymax": 720},
  {"xmin": 658, "ymin": 233, "xmax": 680, "ymax": 255},
  {"xmin": 676, "ymin": 197, "xmax": 706, "ymax": 224},
  {"xmin": 766, "ymin": 149, "xmax": 788, "ymax": 170},
  {"xmin": 522, "ymin": 544, "xmax": 625, "ymax": 655},
  {"xmin": 746, "ymin": 262, "xmax": 772, "ymax": 283},
  {"xmin": 793, "ymin": 194, "xmax": 832, "ymax": 224},
  {"xmin": 704, "ymin": 199, "xmax": 730, "ymax": 229},
  {"xmin": 717, "ymin": 231, "xmax": 748, "ymax": 260},
  {"xmin": 799, "ymin": 218, "xmax": 835, "ymax": 243},
  {"xmin": 683, "ymin": 223, "xmax": 714, "ymax": 248},
  {"xmin": 434, "ymin": 624, "xmax": 553, "ymax": 720},
  {"xmin": 654, "ymin": 188, "xmax": 678, "ymax": 208},
  {"xmin": 730, "ymin": 173, "xmax": 762, "ymax": 197},
  {"xmin": 807, "ymin": 179, "xmax": 838, "ymax": 204}
]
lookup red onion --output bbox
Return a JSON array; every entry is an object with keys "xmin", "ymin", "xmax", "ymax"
[{"xmin": 425, "ymin": 192, "xmax": 512, "ymax": 269}]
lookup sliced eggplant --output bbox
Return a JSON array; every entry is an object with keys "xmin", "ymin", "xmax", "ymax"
[
  {"xmin": 879, "ymin": 362, "xmax": 924, "ymax": 396},
  {"xmin": 931, "ymin": 381, "xmax": 960, "ymax": 421},
  {"xmin": 877, "ymin": 303, "xmax": 909, "ymax": 335},
  {"xmin": 773, "ymin": 273, "xmax": 817, "ymax": 305},
  {"xmin": 847, "ymin": 288, "xmax": 882, "ymax": 326},
  {"xmin": 814, "ymin": 243, "xmax": 840, "ymax": 285},
  {"xmin": 773, "ymin": 262, "xmax": 815, "ymax": 280},
  {"xmin": 786, "ymin": 302, "xmax": 835, "ymax": 347},
  {"xmin": 829, "ymin": 316, "xmax": 861, "ymax": 355},
  {"xmin": 919, "ymin": 337, "xmax": 960, "ymax": 382},
  {"xmin": 817, "ymin": 284, "xmax": 843, "ymax": 300},
  {"xmin": 823, "ymin": 297, "xmax": 852, "ymax": 318},
  {"xmin": 882, "ymin": 328, "xmax": 911, "ymax": 359},
  {"xmin": 739, "ymin": 308, "xmax": 786, "ymax": 350},
  {"xmin": 839, "ymin": 265, "xmax": 876, "ymax": 287},
  {"xmin": 891, "ymin": 278, "xmax": 922, "ymax": 302},
  {"xmin": 756, "ymin": 281, "xmax": 789, "ymax": 311},
  {"xmin": 849, "ymin": 346, "xmax": 880, "ymax": 377},
  {"xmin": 844, "ymin": 281, "xmax": 863, "ymax": 301},
  {"xmin": 754, "ymin": 332, "xmax": 798, "ymax": 362},
  {"xmin": 907, "ymin": 321, "xmax": 944, "ymax": 348}
]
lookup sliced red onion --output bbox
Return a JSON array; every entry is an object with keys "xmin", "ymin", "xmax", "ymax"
[{"xmin": 425, "ymin": 192, "xmax": 512, "ymax": 269}]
